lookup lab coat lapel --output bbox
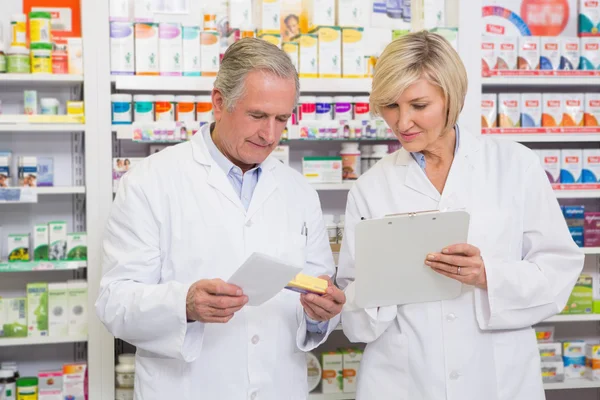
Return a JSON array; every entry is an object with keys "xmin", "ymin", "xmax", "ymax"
[
  {"xmin": 245, "ymin": 158, "xmax": 279, "ymax": 221},
  {"xmin": 395, "ymin": 149, "xmax": 441, "ymax": 202}
]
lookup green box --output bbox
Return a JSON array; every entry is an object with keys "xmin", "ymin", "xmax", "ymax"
[
  {"xmin": 48, "ymin": 221, "xmax": 67, "ymax": 260},
  {"xmin": 0, "ymin": 297, "xmax": 27, "ymax": 338},
  {"xmin": 66, "ymin": 232, "xmax": 87, "ymax": 261},
  {"xmin": 392, "ymin": 29, "xmax": 410, "ymax": 40},
  {"xmin": 27, "ymin": 282, "xmax": 49, "ymax": 336},
  {"xmin": 33, "ymin": 224, "xmax": 49, "ymax": 261},
  {"xmin": 8, "ymin": 234, "xmax": 30, "ymax": 262},
  {"xmin": 562, "ymin": 274, "xmax": 593, "ymax": 314}
]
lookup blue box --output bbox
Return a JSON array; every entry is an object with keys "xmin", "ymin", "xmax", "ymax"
[
  {"xmin": 563, "ymin": 205, "xmax": 585, "ymax": 221},
  {"xmin": 569, "ymin": 226, "xmax": 584, "ymax": 247},
  {"xmin": 36, "ymin": 157, "xmax": 54, "ymax": 187}
]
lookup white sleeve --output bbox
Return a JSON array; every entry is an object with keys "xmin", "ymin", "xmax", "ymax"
[
  {"xmin": 297, "ymin": 190, "xmax": 341, "ymax": 351},
  {"xmin": 336, "ymin": 189, "xmax": 398, "ymax": 343},
  {"xmin": 474, "ymin": 158, "xmax": 585, "ymax": 330},
  {"xmin": 95, "ymin": 170, "xmax": 204, "ymax": 361}
]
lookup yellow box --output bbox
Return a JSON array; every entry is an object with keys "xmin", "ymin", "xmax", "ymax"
[
  {"xmin": 67, "ymin": 101, "xmax": 85, "ymax": 116},
  {"xmin": 312, "ymin": 26, "xmax": 341, "ymax": 78},
  {"xmin": 342, "ymin": 27, "xmax": 364, "ymax": 78},
  {"xmin": 286, "ymin": 272, "xmax": 328, "ymax": 294},
  {"xmin": 258, "ymin": 30, "xmax": 282, "ymax": 48},
  {"xmin": 295, "ymin": 33, "xmax": 318, "ymax": 78},
  {"xmin": 282, "ymin": 41, "xmax": 299, "ymax": 71},
  {"xmin": 301, "ymin": 0, "xmax": 335, "ymax": 33}
]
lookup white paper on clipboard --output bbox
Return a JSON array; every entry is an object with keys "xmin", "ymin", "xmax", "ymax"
[{"xmin": 354, "ymin": 210, "xmax": 470, "ymax": 309}]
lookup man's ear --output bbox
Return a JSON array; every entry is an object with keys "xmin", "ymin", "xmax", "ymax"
[{"xmin": 212, "ymin": 89, "xmax": 226, "ymax": 122}]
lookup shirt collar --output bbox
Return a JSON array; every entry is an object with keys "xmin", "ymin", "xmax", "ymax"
[
  {"xmin": 411, "ymin": 125, "xmax": 460, "ymax": 169},
  {"xmin": 203, "ymin": 123, "xmax": 262, "ymax": 176}
]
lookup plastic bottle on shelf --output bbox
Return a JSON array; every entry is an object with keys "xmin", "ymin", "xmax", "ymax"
[
  {"xmin": 316, "ymin": 96, "xmax": 333, "ymax": 121},
  {"xmin": 361, "ymin": 145, "xmax": 373, "ymax": 174},
  {"xmin": 0, "ymin": 369, "xmax": 16, "ymax": 400},
  {"xmin": 115, "ymin": 353, "xmax": 135, "ymax": 400},
  {"xmin": 0, "ymin": 363, "xmax": 18, "ymax": 380},
  {"xmin": 353, "ymin": 96, "xmax": 370, "ymax": 121},
  {"xmin": 370, "ymin": 144, "xmax": 389, "ymax": 168},
  {"xmin": 334, "ymin": 96, "xmax": 353, "ymax": 121},
  {"xmin": 340, "ymin": 142, "xmax": 361, "ymax": 180},
  {"xmin": 134, "ymin": 95, "xmax": 155, "ymax": 122}
]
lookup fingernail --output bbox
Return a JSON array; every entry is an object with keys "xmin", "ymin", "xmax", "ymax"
[
  {"xmin": 236, "ymin": 290, "xmax": 242, "ymax": 296},
  {"xmin": 425, "ymin": 261, "xmax": 431, "ymax": 266},
  {"xmin": 307, "ymin": 294, "xmax": 314, "ymax": 301},
  {"xmin": 427, "ymin": 254, "xmax": 435, "ymax": 260},
  {"xmin": 442, "ymin": 249, "xmax": 449, "ymax": 254}
]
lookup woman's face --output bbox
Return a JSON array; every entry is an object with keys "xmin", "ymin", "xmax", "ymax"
[{"xmin": 380, "ymin": 78, "xmax": 448, "ymax": 154}]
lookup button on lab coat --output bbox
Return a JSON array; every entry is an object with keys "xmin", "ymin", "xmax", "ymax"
[
  {"xmin": 96, "ymin": 126, "xmax": 339, "ymax": 400},
  {"xmin": 336, "ymin": 129, "xmax": 584, "ymax": 400}
]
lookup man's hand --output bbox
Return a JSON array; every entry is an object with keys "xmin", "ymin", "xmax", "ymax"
[
  {"xmin": 186, "ymin": 279, "xmax": 248, "ymax": 323},
  {"xmin": 300, "ymin": 276, "xmax": 346, "ymax": 322}
]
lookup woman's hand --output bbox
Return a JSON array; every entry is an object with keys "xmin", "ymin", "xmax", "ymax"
[{"xmin": 425, "ymin": 244, "xmax": 487, "ymax": 289}]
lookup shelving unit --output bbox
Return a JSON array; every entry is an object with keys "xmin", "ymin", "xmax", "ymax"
[
  {"xmin": 482, "ymin": 75, "xmax": 600, "ymax": 87},
  {"xmin": 0, "ymin": 124, "xmax": 86, "ymax": 132},
  {"xmin": 0, "ymin": 336, "xmax": 88, "ymax": 347},
  {"xmin": 0, "ymin": 261, "xmax": 86, "ymax": 272},
  {"xmin": 485, "ymin": 134, "xmax": 600, "ymax": 143}
]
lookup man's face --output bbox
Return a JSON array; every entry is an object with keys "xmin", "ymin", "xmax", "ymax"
[{"xmin": 212, "ymin": 70, "xmax": 296, "ymax": 171}]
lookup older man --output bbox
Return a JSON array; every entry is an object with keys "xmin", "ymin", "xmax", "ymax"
[{"xmin": 96, "ymin": 38, "xmax": 344, "ymax": 399}]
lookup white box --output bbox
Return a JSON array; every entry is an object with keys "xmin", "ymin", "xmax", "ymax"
[
  {"xmin": 560, "ymin": 37, "xmax": 580, "ymax": 70},
  {"xmin": 481, "ymin": 93, "xmax": 497, "ymax": 128},
  {"xmin": 579, "ymin": 0, "xmax": 600, "ymax": 36},
  {"xmin": 541, "ymin": 359, "xmax": 565, "ymax": 383},
  {"xmin": 109, "ymin": 0, "xmax": 130, "ymax": 21},
  {"xmin": 303, "ymin": 157, "xmax": 342, "ymax": 183},
  {"xmin": 481, "ymin": 35, "xmax": 498, "ymax": 73},
  {"xmin": 110, "ymin": 22, "xmax": 134, "ymax": 75},
  {"xmin": 230, "ymin": 0, "xmax": 253, "ymax": 29},
  {"xmin": 540, "ymin": 149, "xmax": 561, "ymax": 184},
  {"xmin": 296, "ymin": 34, "xmax": 318, "ymax": 78},
  {"xmin": 521, "ymin": 93, "xmax": 542, "ymax": 128},
  {"xmin": 539, "ymin": 342, "xmax": 562, "ymax": 359},
  {"xmin": 561, "ymin": 149, "xmax": 583, "ymax": 184},
  {"xmin": 62, "ymin": 364, "xmax": 86, "ymax": 400},
  {"xmin": 518, "ymin": 36, "xmax": 540, "ymax": 70},
  {"xmin": 48, "ymin": 221, "xmax": 67, "ymax": 261},
  {"xmin": 282, "ymin": 41, "xmax": 299, "ymax": 71},
  {"xmin": 496, "ymin": 36, "xmax": 518, "ymax": 70},
  {"xmin": 0, "ymin": 298, "xmax": 27, "ymax": 338},
  {"xmin": 27, "ymin": 282, "xmax": 49, "ymax": 337},
  {"xmin": 68, "ymin": 280, "xmax": 88, "ymax": 336},
  {"xmin": 33, "ymin": 223, "xmax": 49, "ymax": 261},
  {"xmin": 585, "ymin": 344, "xmax": 600, "ymax": 380},
  {"xmin": 583, "ymin": 149, "xmax": 600, "ymax": 183},
  {"xmin": 67, "ymin": 38, "xmax": 83, "ymax": 75},
  {"xmin": 200, "ymin": 31, "xmax": 220, "ymax": 77},
  {"xmin": 585, "ymin": 93, "xmax": 600, "ymax": 127},
  {"xmin": 133, "ymin": 0, "xmax": 153, "ymax": 22},
  {"xmin": 541, "ymin": 37, "xmax": 561, "ymax": 70},
  {"xmin": 48, "ymin": 283, "xmax": 69, "ymax": 337},
  {"xmin": 39, "ymin": 370, "xmax": 63, "ymax": 400},
  {"xmin": 8, "ymin": 234, "xmax": 30, "ymax": 262},
  {"xmin": 159, "ymin": 23, "xmax": 183, "ymax": 76},
  {"xmin": 134, "ymin": 23, "xmax": 159, "ymax": 75},
  {"xmin": 342, "ymin": 348, "xmax": 362, "ymax": 393},
  {"xmin": 342, "ymin": 27, "xmax": 364, "ymax": 78},
  {"xmin": 543, "ymin": 93, "xmax": 563, "ymax": 127},
  {"xmin": 498, "ymin": 93, "xmax": 521, "ymax": 128},
  {"xmin": 423, "ymin": 0, "xmax": 446, "ymax": 29},
  {"xmin": 563, "ymin": 93, "xmax": 585, "ymax": 127},
  {"xmin": 581, "ymin": 37, "xmax": 600, "ymax": 70},
  {"xmin": 66, "ymin": 233, "xmax": 87, "ymax": 261},
  {"xmin": 314, "ymin": 26, "xmax": 342, "ymax": 78},
  {"xmin": 336, "ymin": 0, "xmax": 363, "ymax": 26},
  {"xmin": 321, "ymin": 351, "xmax": 343, "ymax": 393},
  {"xmin": 302, "ymin": 0, "xmax": 336, "ymax": 32},
  {"xmin": 564, "ymin": 341, "xmax": 586, "ymax": 379},
  {"xmin": 255, "ymin": 0, "xmax": 282, "ymax": 31}
]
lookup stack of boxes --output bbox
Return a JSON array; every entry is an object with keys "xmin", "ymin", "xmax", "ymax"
[{"xmin": 321, "ymin": 348, "xmax": 363, "ymax": 394}]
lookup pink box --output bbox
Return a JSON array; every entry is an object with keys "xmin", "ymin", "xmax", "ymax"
[{"xmin": 585, "ymin": 212, "xmax": 600, "ymax": 247}]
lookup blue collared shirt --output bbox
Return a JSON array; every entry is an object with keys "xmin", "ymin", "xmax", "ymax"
[
  {"xmin": 410, "ymin": 125, "xmax": 460, "ymax": 170},
  {"xmin": 204, "ymin": 127, "xmax": 327, "ymax": 333}
]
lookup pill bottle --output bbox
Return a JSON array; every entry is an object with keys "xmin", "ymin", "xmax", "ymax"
[
  {"xmin": 7, "ymin": 47, "xmax": 30, "ymax": 74},
  {"xmin": 323, "ymin": 214, "xmax": 338, "ymax": 244},
  {"xmin": 111, "ymin": 94, "xmax": 133, "ymax": 125},
  {"xmin": 40, "ymin": 98, "xmax": 60, "ymax": 115},
  {"xmin": 195, "ymin": 96, "xmax": 213, "ymax": 122},
  {"xmin": 0, "ymin": 364, "xmax": 19, "ymax": 380},
  {"xmin": 361, "ymin": 145, "xmax": 373, "ymax": 174},
  {"xmin": 16, "ymin": 377, "xmax": 37, "ymax": 400},
  {"xmin": 0, "ymin": 369, "xmax": 16, "ymax": 400},
  {"xmin": 29, "ymin": 12, "xmax": 52, "ymax": 44},
  {"xmin": 31, "ymin": 43, "xmax": 52, "ymax": 74},
  {"xmin": 155, "ymin": 95, "xmax": 175, "ymax": 121},
  {"xmin": 175, "ymin": 95, "xmax": 196, "ymax": 122},
  {"xmin": 340, "ymin": 142, "xmax": 361, "ymax": 180},
  {"xmin": 115, "ymin": 354, "xmax": 135, "ymax": 400},
  {"xmin": 334, "ymin": 96, "xmax": 353, "ymax": 121},
  {"xmin": 299, "ymin": 96, "xmax": 317, "ymax": 121},
  {"xmin": 134, "ymin": 95, "xmax": 155, "ymax": 122},
  {"xmin": 316, "ymin": 96, "xmax": 333, "ymax": 121},
  {"xmin": 353, "ymin": 96, "xmax": 370, "ymax": 120},
  {"xmin": 370, "ymin": 144, "xmax": 389, "ymax": 168}
]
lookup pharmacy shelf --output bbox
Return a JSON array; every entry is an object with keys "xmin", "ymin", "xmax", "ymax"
[
  {"xmin": 484, "ymin": 134, "xmax": 600, "ymax": 143},
  {"xmin": 482, "ymin": 75, "xmax": 600, "ymax": 87},
  {"xmin": 0, "ymin": 260, "xmax": 86, "ymax": 272},
  {"xmin": 310, "ymin": 182, "xmax": 355, "ymax": 191},
  {"xmin": 543, "ymin": 379, "xmax": 600, "ymax": 390},
  {"xmin": 544, "ymin": 314, "xmax": 600, "ymax": 323},
  {"xmin": 554, "ymin": 189, "xmax": 600, "ymax": 199},
  {"xmin": 308, "ymin": 393, "xmax": 355, "ymax": 400},
  {"xmin": 0, "ymin": 124, "xmax": 86, "ymax": 132},
  {"xmin": 112, "ymin": 75, "xmax": 372, "ymax": 93},
  {"xmin": 0, "ymin": 335, "xmax": 88, "ymax": 347},
  {"xmin": 0, "ymin": 74, "xmax": 84, "ymax": 85},
  {"xmin": 34, "ymin": 186, "xmax": 86, "ymax": 194},
  {"xmin": 584, "ymin": 248, "xmax": 600, "ymax": 255}
]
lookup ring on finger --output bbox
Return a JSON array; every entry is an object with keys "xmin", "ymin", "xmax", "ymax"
[{"xmin": 457, "ymin": 266, "xmax": 461, "ymax": 275}]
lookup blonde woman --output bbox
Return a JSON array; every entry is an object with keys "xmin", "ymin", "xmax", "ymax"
[{"xmin": 336, "ymin": 31, "xmax": 584, "ymax": 399}]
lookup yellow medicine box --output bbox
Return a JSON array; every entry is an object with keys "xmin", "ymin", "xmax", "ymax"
[
  {"xmin": 311, "ymin": 26, "xmax": 341, "ymax": 78},
  {"xmin": 286, "ymin": 273, "xmax": 328, "ymax": 294}
]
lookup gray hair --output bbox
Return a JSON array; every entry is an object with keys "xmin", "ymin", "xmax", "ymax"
[{"xmin": 214, "ymin": 38, "xmax": 300, "ymax": 111}]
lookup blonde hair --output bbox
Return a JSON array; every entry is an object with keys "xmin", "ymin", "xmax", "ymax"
[{"xmin": 370, "ymin": 31, "xmax": 467, "ymax": 132}]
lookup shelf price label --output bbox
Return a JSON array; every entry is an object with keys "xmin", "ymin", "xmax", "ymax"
[{"xmin": 0, "ymin": 188, "xmax": 38, "ymax": 203}]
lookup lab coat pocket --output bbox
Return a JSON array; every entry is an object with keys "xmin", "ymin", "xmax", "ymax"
[
  {"xmin": 469, "ymin": 209, "xmax": 515, "ymax": 260},
  {"xmin": 135, "ymin": 353, "xmax": 191, "ymax": 399},
  {"xmin": 279, "ymin": 232, "xmax": 308, "ymax": 269}
]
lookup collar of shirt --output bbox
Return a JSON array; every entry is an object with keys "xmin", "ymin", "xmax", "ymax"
[
  {"xmin": 203, "ymin": 124, "xmax": 263, "ymax": 180},
  {"xmin": 410, "ymin": 125, "xmax": 460, "ymax": 170}
]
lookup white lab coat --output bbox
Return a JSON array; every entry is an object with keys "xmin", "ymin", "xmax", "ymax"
[
  {"xmin": 337, "ymin": 128, "xmax": 584, "ymax": 400},
  {"xmin": 96, "ymin": 126, "xmax": 339, "ymax": 400}
]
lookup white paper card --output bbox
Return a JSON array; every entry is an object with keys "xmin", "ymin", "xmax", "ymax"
[{"xmin": 227, "ymin": 252, "xmax": 302, "ymax": 306}]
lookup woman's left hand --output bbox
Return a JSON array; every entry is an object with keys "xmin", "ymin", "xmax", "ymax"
[{"xmin": 425, "ymin": 244, "xmax": 487, "ymax": 289}]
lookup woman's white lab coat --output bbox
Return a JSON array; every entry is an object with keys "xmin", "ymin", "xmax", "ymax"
[
  {"xmin": 336, "ymin": 128, "xmax": 584, "ymax": 400},
  {"xmin": 95, "ymin": 127, "xmax": 338, "ymax": 400}
]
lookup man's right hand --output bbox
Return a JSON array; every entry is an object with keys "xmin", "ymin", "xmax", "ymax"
[{"xmin": 186, "ymin": 279, "xmax": 248, "ymax": 323}]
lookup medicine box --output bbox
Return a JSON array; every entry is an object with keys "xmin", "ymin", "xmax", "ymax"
[
  {"xmin": 579, "ymin": 0, "xmax": 600, "ymax": 37},
  {"xmin": 540, "ymin": 37, "xmax": 561, "ymax": 70},
  {"xmin": 303, "ymin": 156, "xmax": 342, "ymax": 183},
  {"xmin": 8, "ymin": 234, "xmax": 30, "ymax": 262},
  {"xmin": 521, "ymin": 93, "xmax": 542, "ymax": 128},
  {"xmin": 258, "ymin": 30, "xmax": 282, "ymax": 48},
  {"xmin": 33, "ymin": 224, "xmax": 49, "ymax": 261},
  {"xmin": 200, "ymin": 31, "xmax": 220, "ymax": 77},
  {"xmin": 563, "ymin": 205, "xmax": 585, "ymax": 226},
  {"xmin": 68, "ymin": 280, "xmax": 88, "ymax": 336},
  {"xmin": 542, "ymin": 94, "xmax": 563, "ymax": 127},
  {"xmin": 541, "ymin": 359, "xmax": 565, "ymax": 383},
  {"xmin": 37, "ymin": 157, "xmax": 54, "ymax": 187},
  {"xmin": 560, "ymin": 37, "xmax": 580, "ymax": 70},
  {"xmin": 535, "ymin": 325, "xmax": 555, "ymax": 342},
  {"xmin": 563, "ymin": 93, "xmax": 585, "ymax": 127},
  {"xmin": 496, "ymin": 36, "xmax": 518, "ymax": 70},
  {"xmin": 539, "ymin": 342, "xmax": 562, "ymax": 359},
  {"xmin": 254, "ymin": 0, "xmax": 282, "ymax": 31},
  {"xmin": 586, "ymin": 212, "xmax": 600, "ymax": 249},
  {"xmin": 48, "ymin": 221, "xmax": 68, "ymax": 261},
  {"xmin": 562, "ymin": 274, "xmax": 593, "ymax": 315},
  {"xmin": 39, "ymin": 370, "xmax": 63, "ymax": 400},
  {"xmin": 48, "ymin": 283, "xmax": 69, "ymax": 337},
  {"xmin": 301, "ymin": 0, "xmax": 335, "ymax": 33},
  {"xmin": 312, "ymin": 26, "xmax": 342, "ymax": 78},
  {"xmin": 481, "ymin": 35, "xmax": 498, "ymax": 75},
  {"xmin": 569, "ymin": 226, "xmax": 584, "ymax": 247},
  {"xmin": 282, "ymin": 41, "xmax": 299, "ymax": 71},
  {"xmin": 593, "ymin": 256, "xmax": 600, "ymax": 312},
  {"xmin": 585, "ymin": 93, "xmax": 600, "ymax": 127},
  {"xmin": 27, "ymin": 282, "xmax": 49, "ymax": 337},
  {"xmin": 62, "ymin": 363, "xmax": 87, "ymax": 400},
  {"xmin": 481, "ymin": 93, "xmax": 497, "ymax": 128},
  {"xmin": 518, "ymin": 36, "xmax": 540, "ymax": 70},
  {"xmin": 322, "ymin": 351, "xmax": 343, "ymax": 393},
  {"xmin": 498, "ymin": 93, "xmax": 521, "ymax": 128},
  {"xmin": 336, "ymin": 0, "xmax": 362, "ymax": 26},
  {"xmin": 564, "ymin": 340, "xmax": 586, "ymax": 379},
  {"xmin": 0, "ymin": 297, "xmax": 27, "ymax": 338},
  {"xmin": 561, "ymin": 149, "xmax": 583, "ymax": 184},
  {"xmin": 341, "ymin": 27, "xmax": 364, "ymax": 78},
  {"xmin": 586, "ymin": 344, "xmax": 600, "ymax": 381},
  {"xmin": 66, "ymin": 232, "xmax": 87, "ymax": 261},
  {"xmin": 540, "ymin": 150, "xmax": 561, "ymax": 183},
  {"xmin": 342, "ymin": 348, "xmax": 362, "ymax": 393},
  {"xmin": 580, "ymin": 37, "xmax": 600, "ymax": 70},
  {"xmin": 583, "ymin": 149, "xmax": 600, "ymax": 183},
  {"xmin": 295, "ymin": 34, "xmax": 318, "ymax": 78},
  {"xmin": 229, "ymin": 0, "xmax": 253, "ymax": 29}
]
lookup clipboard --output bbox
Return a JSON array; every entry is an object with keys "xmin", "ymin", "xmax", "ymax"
[{"xmin": 354, "ymin": 210, "xmax": 470, "ymax": 308}]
